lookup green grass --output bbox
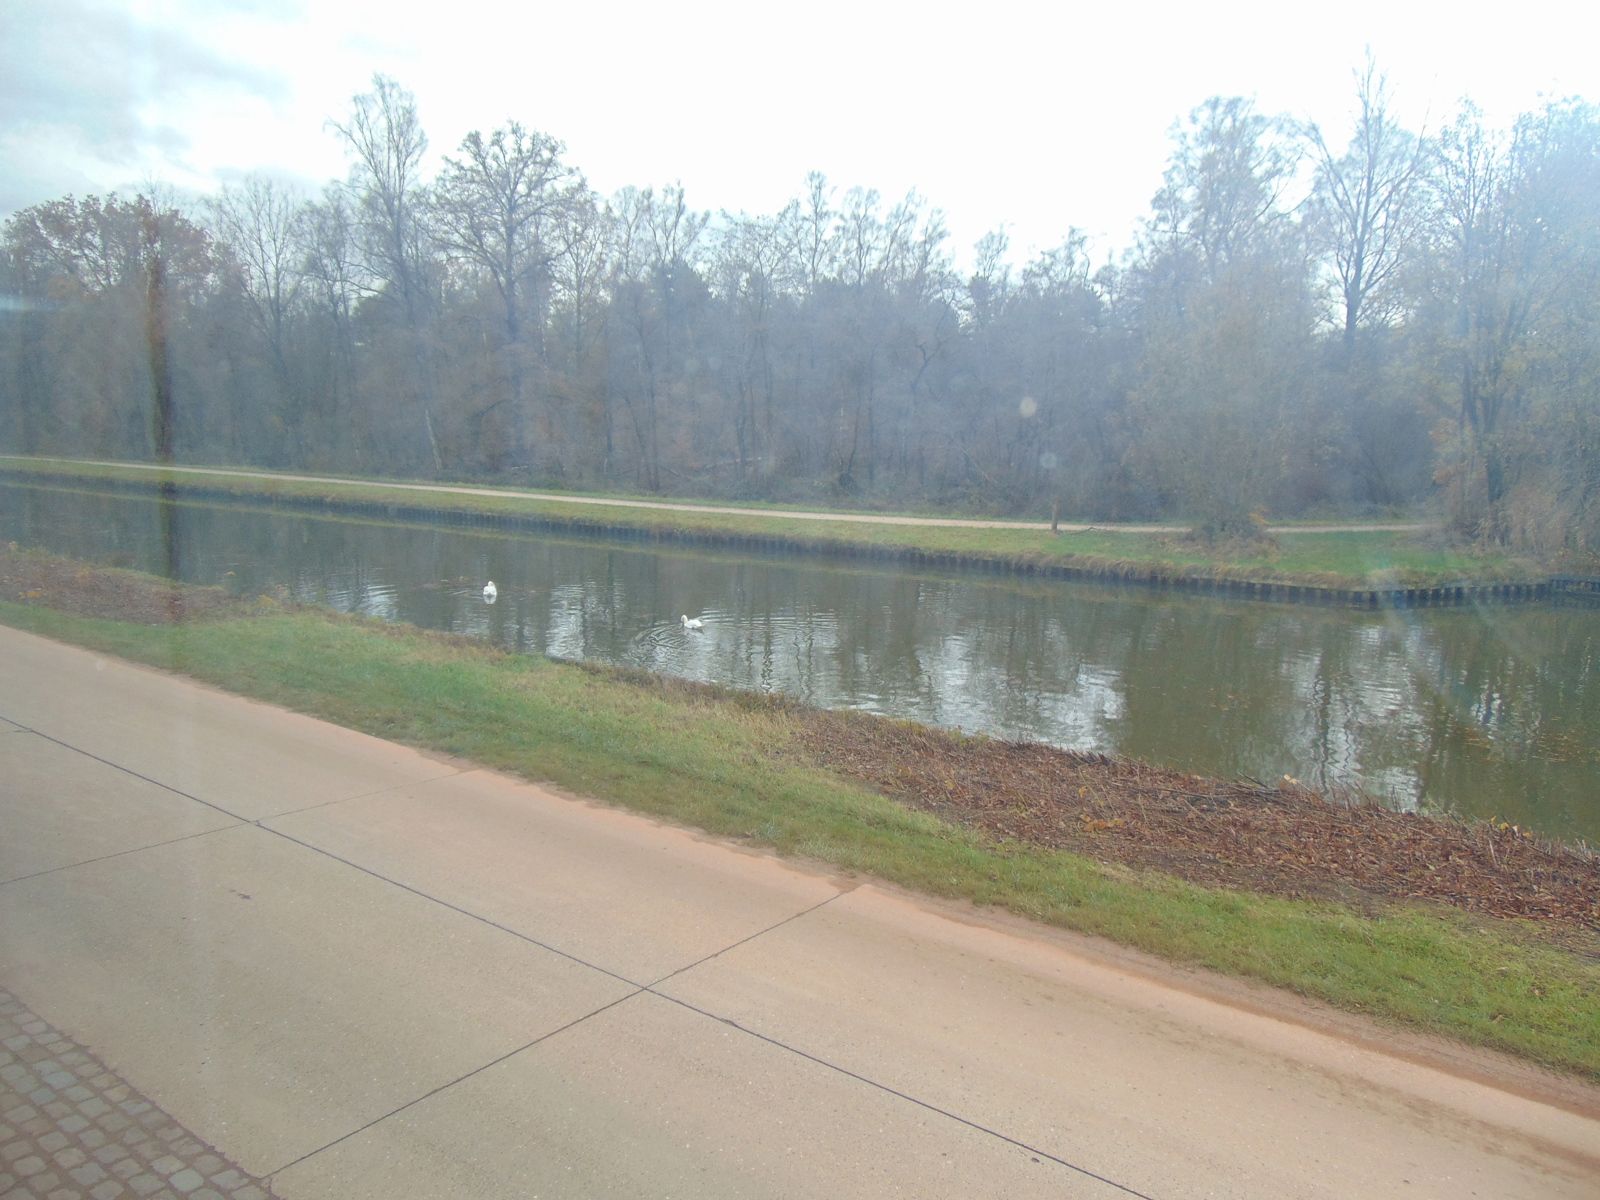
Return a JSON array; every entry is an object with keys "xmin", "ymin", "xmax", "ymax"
[
  {"xmin": 3, "ymin": 595, "xmax": 1595, "ymax": 1080},
  {"xmin": 0, "ymin": 455, "xmax": 1542, "ymax": 588}
]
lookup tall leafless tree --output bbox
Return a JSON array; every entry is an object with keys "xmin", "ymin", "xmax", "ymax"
[
  {"xmin": 1305, "ymin": 56, "xmax": 1427, "ymax": 349},
  {"xmin": 331, "ymin": 74, "xmax": 443, "ymax": 471},
  {"xmin": 434, "ymin": 123, "xmax": 581, "ymax": 466}
]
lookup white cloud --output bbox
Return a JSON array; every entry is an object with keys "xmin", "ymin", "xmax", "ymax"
[{"xmin": 3, "ymin": 0, "xmax": 1594, "ymax": 261}]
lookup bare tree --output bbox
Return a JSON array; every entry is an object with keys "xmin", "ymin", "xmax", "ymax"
[
  {"xmin": 1305, "ymin": 55, "xmax": 1427, "ymax": 348},
  {"xmin": 1135, "ymin": 97, "xmax": 1315, "ymax": 536},
  {"xmin": 331, "ymin": 74, "xmax": 443, "ymax": 472},
  {"xmin": 711, "ymin": 214, "xmax": 783, "ymax": 479},
  {"xmin": 1418, "ymin": 100, "xmax": 1600, "ymax": 541},
  {"xmin": 434, "ymin": 123, "xmax": 582, "ymax": 466},
  {"xmin": 966, "ymin": 228, "xmax": 1012, "ymax": 326},
  {"xmin": 778, "ymin": 172, "xmax": 837, "ymax": 294},
  {"xmin": 210, "ymin": 176, "xmax": 309, "ymax": 458},
  {"xmin": 645, "ymin": 183, "xmax": 707, "ymax": 268},
  {"xmin": 1149, "ymin": 96, "xmax": 1301, "ymax": 283},
  {"xmin": 604, "ymin": 185, "xmax": 709, "ymax": 490},
  {"xmin": 300, "ymin": 186, "xmax": 363, "ymax": 465},
  {"xmin": 548, "ymin": 191, "xmax": 612, "ymax": 472}
]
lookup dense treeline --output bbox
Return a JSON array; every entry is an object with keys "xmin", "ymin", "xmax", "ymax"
[{"xmin": 3, "ymin": 66, "xmax": 1598, "ymax": 550}]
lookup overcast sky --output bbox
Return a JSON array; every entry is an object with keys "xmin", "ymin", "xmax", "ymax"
[{"xmin": 2, "ymin": 0, "xmax": 1595, "ymax": 266}]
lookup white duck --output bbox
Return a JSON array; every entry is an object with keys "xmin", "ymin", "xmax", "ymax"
[
  {"xmin": 483, "ymin": 581, "xmax": 498, "ymax": 603},
  {"xmin": 680, "ymin": 613, "xmax": 704, "ymax": 630}
]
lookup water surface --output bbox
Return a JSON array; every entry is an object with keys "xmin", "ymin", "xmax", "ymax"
[{"xmin": 5, "ymin": 483, "xmax": 1596, "ymax": 842}]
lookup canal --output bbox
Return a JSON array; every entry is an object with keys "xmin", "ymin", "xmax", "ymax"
[{"xmin": 4, "ymin": 482, "xmax": 1597, "ymax": 842}]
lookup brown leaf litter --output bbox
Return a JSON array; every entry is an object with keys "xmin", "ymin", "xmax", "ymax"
[
  {"xmin": 795, "ymin": 711, "xmax": 1600, "ymax": 933},
  {"xmin": 1, "ymin": 545, "xmax": 257, "ymax": 625}
]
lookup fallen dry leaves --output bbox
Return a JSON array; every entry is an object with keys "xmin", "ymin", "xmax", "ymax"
[
  {"xmin": 796, "ymin": 712, "xmax": 1600, "ymax": 932},
  {"xmin": 1, "ymin": 546, "xmax": 255, "ymax": 625}
]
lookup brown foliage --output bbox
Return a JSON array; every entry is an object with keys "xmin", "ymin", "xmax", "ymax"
[
  {"xmin": 0, "ymin": 546, "xmax": 256, "ymax": 625},
  {"xmin": 796, "ymin": 711, "xmax": 1600, "ymax": 931}
]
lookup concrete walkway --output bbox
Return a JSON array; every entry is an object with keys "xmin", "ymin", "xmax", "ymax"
[
  {"xmin": 2, "ymin": 458, "xmax": 1426, "ymax": 535},
  {"xmin": 0, "ymin": 625, "xmax": 1593, "ymax": 1199}
]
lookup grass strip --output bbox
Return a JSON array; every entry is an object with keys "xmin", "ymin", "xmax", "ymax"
[
  {"xmin": 2, "ymin": 595, "xmax": 1594, "ymax": 1080},
  {"xmin": 0, "ymin": 456, "xmax": 1540, "ymax": 588}
]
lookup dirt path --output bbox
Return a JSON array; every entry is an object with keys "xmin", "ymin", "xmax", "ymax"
[{"xmin": 4, "ymin": 456, "xmax": 1429, "ymax": 535}]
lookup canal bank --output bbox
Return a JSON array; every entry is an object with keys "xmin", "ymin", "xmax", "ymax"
[{"xmin": 0, "ymin": 457, "xmax": 1561, "ymax": 604}]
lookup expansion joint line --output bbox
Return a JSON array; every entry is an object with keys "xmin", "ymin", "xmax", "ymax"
[
  {"xmin": 644, "ymin": 986, "xmax": 1161, "ymax": 1199},
  {"xmin": 260, "ymin": 896, "xmax": 849, "ymax": 1179},
  {"xmin": 0, "ymin": 717, "xmax": 243, "ymax": 822},
  {"xmin": 4, "ymin": 717, "xmax": 1158, "ymax": 1198},
  {"xmin": 264, "ymin": 988, "xmax": 650, "ymax": 1182},
  {"xmin": 642, "ymin": 891, "xmax": 845, "ymax": 990},
  {"xmin": 632, "ymin": 891, "xmax": 1157, "ymax": 1197}
]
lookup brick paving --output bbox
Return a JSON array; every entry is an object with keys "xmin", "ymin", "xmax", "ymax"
[{"xmin": 0, "ymin": 988, "xmax": 276, "ymax": 1200}]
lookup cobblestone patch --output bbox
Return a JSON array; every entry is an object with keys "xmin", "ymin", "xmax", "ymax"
[{"xmin": 0, "ymin": 988, "xmax": 277, "ymax": 1200}]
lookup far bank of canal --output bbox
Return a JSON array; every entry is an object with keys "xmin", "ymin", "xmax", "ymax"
[
  {"xmin": 1, "ymin": 457, "xmax": 1560, "ymax": 600},
  {"xmin": 3, "ymin": 478, "xmax": 1597, "ymax": 843}
]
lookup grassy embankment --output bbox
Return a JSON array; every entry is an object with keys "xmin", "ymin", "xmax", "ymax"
[
  {"xmin": 1, "ymin": 572, "xmax": 1594, "ymax": 1081},
  {"xmin": 0, "ymin": 455, "xmax": 1540, "ymax": 588}
]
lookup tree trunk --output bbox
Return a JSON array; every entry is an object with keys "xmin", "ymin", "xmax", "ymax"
[{"xmin": 1484, "ymin": 443, "xmax": 1509, "ymax": 543}]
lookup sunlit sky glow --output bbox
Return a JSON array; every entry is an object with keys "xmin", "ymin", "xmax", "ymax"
[{"xmin": 2, "ymin": 0, "xmax": 1594, "ymax": 266}]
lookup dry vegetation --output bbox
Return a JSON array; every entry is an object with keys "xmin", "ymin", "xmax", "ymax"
[
  {"xmin": 794, "ymin": 713, "xmax": 1600, "ymax": 932},
  {"xmin": 0, "ymin": 545, "xmax": 256, "ymax": 625}
]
